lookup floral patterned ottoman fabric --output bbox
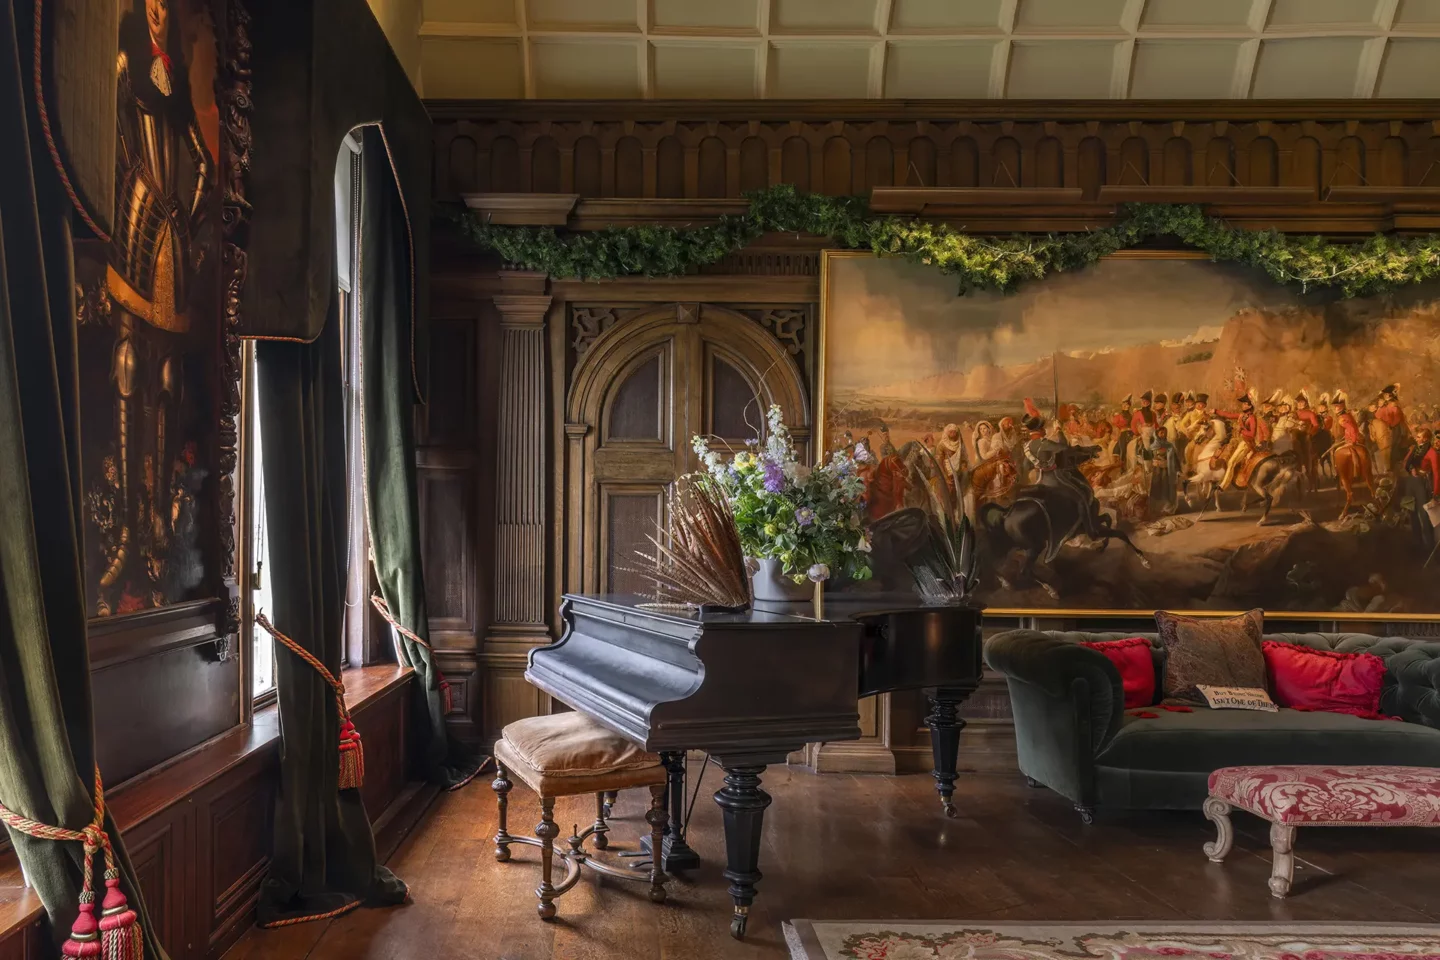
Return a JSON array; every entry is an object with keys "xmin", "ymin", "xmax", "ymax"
[{"xmin": 1208, "ymin": 765, "xmax": 1440, "ymax": 825}]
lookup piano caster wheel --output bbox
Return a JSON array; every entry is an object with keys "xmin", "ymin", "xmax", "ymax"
[
  {"xmin": 941, "ymin": 798, "xmax": 958, "ymax": 818},
  {"xmin": 1025, "ymin": 776, "xmax": 1044, "ymax": 789},
  {"xmin": 730, "ymin": 913, "xmax": 748, "ymax": 939},
  {"xmin": 1075, "ymin": 804, "xmax": 1095, "ymax": 825}
]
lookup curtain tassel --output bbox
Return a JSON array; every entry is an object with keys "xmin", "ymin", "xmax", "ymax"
[
  {"xmin": 256, "ymin": 613, "xmax": 364, "ymax": 790},
  {"xmin": 99, "ymin": 869, "xmax": 143, "ymax": 960},
  {"xmin": 0, "ymin": 768, "xmax": 145, "ymax": 960},
  {"xmin": 337, "ymin": 718, "xmax": 366, "ymax": 791}
]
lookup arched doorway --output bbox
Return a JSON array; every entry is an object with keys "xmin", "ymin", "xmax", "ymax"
[{"xmin": 563, "ymin": 304, "xmax": 809, "ymax": 595}]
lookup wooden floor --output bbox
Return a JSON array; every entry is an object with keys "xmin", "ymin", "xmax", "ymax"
[{"xmin": 226, "ymin": 766, "xmax": 1440, "ymax": 960}]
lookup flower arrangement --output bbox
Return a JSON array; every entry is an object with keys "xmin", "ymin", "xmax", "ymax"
[{"xmin": 692, "ymin": 405, "xmax": 872, "ymax": 585}]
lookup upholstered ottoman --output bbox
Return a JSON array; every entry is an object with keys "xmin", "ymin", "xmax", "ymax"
[
  {"xmin": 492, "ymin": 712, "xmax": 671, "ymax": 920},
  {"xmin": 1204, "ymin": 765, "xmax": 1440, "ymax": 897}
]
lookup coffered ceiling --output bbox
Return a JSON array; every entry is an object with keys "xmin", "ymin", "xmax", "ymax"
[{"xmin": 414, "ymin": 0, "xmax": 1440, "ymax": 100}]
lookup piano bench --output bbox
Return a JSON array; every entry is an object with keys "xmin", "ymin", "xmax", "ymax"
[{"xmin": 491, "ymin": 713, "xmax": 671, "ymax": 920}]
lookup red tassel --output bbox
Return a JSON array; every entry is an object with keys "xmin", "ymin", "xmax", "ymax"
[
  {"xmin": 98, "ymin": 873, "xmax": 143, "ymax": 960},
  {"xmin": 439, "ymin": 676, "xmax": 453, "ymax": 716},
  {"xmin": 338, "ymin": 718, "xmax": 365, "ymax": 790},
  {"xmin": 62, "ymin": 898, "xmax": 102, "ymax": 959}
]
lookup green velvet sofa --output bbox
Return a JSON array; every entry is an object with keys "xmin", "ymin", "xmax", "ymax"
[{"xmin": 984, "ymin": 630, "xmax": 1440, "ymax": 822}]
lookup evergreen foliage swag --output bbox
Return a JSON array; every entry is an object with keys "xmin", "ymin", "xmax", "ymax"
[{"xmin": 448, "ymin": 184, "xmax": 1440, "ymax": 298}]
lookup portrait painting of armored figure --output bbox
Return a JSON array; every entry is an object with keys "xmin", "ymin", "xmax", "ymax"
[
  {"xmin": 80, "ymin": 0, "xmax": 221, "ymax": 617},
  {"xmin": 822, "ymin": 252, "xmax": 1440, "ymax": 619}
]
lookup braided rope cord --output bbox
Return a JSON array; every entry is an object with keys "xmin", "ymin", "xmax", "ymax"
[
  {"xmin": 0, "ymin": 766, "xmax": 119, "ymax": 899},
  {"xmin": 369, "ymin": 594, "xmax": 432, "ymax": 652},
  {"xmin": 254, "ymin": 613, "xmax": 351, "ymax": 721}
]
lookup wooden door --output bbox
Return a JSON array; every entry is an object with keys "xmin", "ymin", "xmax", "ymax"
[{"xmin": 564, "ymin": 304, "xmax": 808, "ymax": 596}]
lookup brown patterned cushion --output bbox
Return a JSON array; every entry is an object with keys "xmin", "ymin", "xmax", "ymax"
[{"xmin": 1155, "ymin": 608, "xmax": 1265, "ymax": 705}]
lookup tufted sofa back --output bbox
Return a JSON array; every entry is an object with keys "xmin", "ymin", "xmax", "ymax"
[{"xmin": 1028, "ymin": 631, "xmax": 1440, "ymax": 730}]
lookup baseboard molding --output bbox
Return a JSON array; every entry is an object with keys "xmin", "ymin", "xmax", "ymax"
[{"xmin": 894, "ymin": 721, "xmax": 1018, "ymax": 776}]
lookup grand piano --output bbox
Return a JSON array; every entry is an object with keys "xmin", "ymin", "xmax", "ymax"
[{"xmin": 525, "ymin": 592, "xmax": 983, "ymax": 938}]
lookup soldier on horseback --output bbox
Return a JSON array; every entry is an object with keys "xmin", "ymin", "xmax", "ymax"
[
  {"xmin": 1024, "ymin": 416, "xmax": 1104, "ymax": 541},
  {"xmin": 1218, "ymin": 391, "xmax": 1270, "ymax": 491}
]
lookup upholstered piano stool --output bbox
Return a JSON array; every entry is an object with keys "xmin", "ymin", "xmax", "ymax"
[{"xmin": 491, "ymin": 712, "xmax": 670, "ymax": 920}]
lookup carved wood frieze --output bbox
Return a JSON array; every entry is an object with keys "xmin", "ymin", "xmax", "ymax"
[{"xmin": 214, "ymin": 0, "xmax": 251, "ymax": 659}]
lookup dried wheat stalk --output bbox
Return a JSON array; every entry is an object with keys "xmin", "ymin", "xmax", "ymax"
[{"xmin": 625, "ymin": 477, "xmax": 750, "ymax": 609}]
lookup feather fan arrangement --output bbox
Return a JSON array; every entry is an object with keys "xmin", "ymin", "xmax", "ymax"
[{"xmin": 629, "ymin": 476, "xmax": 751, "ymax": 610}]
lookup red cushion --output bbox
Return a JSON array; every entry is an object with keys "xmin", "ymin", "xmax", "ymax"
[
  {"xmin": 1080, "ymin": 638, "xmax": 1156, "ymax": 709},
  {"xmin": 1262, "ymin": 641, "xmax": 1388, "ymax": 719}
]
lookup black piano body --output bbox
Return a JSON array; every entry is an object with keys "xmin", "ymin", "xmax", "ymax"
[{"xmin": 525, "ymin": 593, "xmax": 984, "ymax": 938}]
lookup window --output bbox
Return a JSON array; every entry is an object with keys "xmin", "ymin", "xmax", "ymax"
[{"xmin": 245, "ymin": 131, "xmax": 380, "ymax": 703}]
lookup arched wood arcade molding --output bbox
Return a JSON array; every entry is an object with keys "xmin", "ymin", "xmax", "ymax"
[{"xmin": 562, "ymin": 303, "xmax": 809, "ymax": 597}]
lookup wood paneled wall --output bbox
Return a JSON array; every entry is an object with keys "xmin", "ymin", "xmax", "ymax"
[
  {"xmin": 424, "ymin": 99, "xmax": 1440, "ymax": 752},
  {"xmin": 431, "ymin": 102, "xmax": 1440, "ymax": 202}
]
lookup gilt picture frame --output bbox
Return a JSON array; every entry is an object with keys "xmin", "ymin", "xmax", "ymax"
[{"xmin": 818, "ymin": 248, "xmax": 1440, "ymax": 620}]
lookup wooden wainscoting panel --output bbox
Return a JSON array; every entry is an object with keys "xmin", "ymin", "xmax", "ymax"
[
  {"xmin": 354, "ymin": 683, "xmax": 410, "ymax": 819},
  {"xmin": 433, "ymin": 653, "xmax": 479, "ymax": 744},
  {"xmin": 197, "ymin": 754, "xmax": 274, "ymax": 959},
  {"xmin": 479, "ymin": 652, "xmax": 548, "ymax": 744},
  {"xmin": 125, "ymin": 808, "xmax": 190, "ymax": 960},
  {"xmin": 0, "ymin": 921, "xmax": 43, "ymax": 960},
  {"xmin": 418, "ymin": 464, "xmax": 476, "ymax": 635},
  {"xmin": 93, "ymin": 643, "xmax": 241, "ymax": 786}
]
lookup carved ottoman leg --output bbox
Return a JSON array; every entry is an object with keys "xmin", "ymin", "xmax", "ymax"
[
  {"xmin": 592, "ymin": 792, "xmax": 610, "ymax": 850},
  {"xmin": 1202, "ymin": 797, "xmax": 1234, "ymax": 862},
  {"xmin": 536, "ymin": 797, "xmax": 559, "ymax": 920},
  {"xmin": 645, "ymin": 784, "xmax": 670, "ymax": 904},
  {"xmin": 492, "ymin": 762, "xmax": 513, "ymax": 863},
  {"xmin": 1268, "ymin": 822, "xmax": 1296, "ymax": 899},
  {"xmin": 602, "ymin": 790, "xmax": 618, "ymax": 818}
]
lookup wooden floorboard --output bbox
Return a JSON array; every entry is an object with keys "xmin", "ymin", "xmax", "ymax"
[{"xmin": 224, "ymin": 768, "xmax": 1440, "ymax": 960}]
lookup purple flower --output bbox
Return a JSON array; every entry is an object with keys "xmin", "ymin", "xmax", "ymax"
[
  {"xmin": 761, "ymin": 458, "xmax": 785, "ymax": 493},
  {"xmin": 795, "ymin": 506, "xmax": 815, "ymax": 527}
]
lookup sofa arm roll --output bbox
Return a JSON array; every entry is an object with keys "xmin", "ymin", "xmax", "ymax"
[
  {"xmin": 1384, "ymin": 643, "xmax": 1440, "ymax": 729},
  {"xmin": 984, "ymin": 629, "xmax": 1126, "ymax": 753}
]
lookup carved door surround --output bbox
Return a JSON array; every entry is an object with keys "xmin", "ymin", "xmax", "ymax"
[{"xmin": 562, "ymin": 303, "xmax": 808, "ymax": 597}]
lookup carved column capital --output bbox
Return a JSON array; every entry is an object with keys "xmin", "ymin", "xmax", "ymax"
[{"xmin": 493, "ymin": 294, "xmax": 553, "ymax": 327}]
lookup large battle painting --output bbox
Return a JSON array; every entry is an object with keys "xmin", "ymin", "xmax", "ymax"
[
  {"xmin": 821, "ymin": 252, "xmax": 1440, "ymax": 618},
  {"xmin": 78, "ymin": 0, "xmax": 221, "ymax": 617}
]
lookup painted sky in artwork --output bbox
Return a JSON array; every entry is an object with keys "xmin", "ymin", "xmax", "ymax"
[{"xmin": 825, "ymin": 255, "xmax": 1296, "ymax": 394}]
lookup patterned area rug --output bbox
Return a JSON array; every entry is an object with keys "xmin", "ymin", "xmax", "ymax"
[{"xmin": 782, "ymin": 922, "xmax": 1440, "ymax": 960}]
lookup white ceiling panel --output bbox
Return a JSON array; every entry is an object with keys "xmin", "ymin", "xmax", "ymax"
[
  {"xmin": 1394, "ymin": 0, "xmax": 1440, "ymax": 24},
  {"xmin": 1007, "ymin": 40, "xmax": 1119, "ymax": 97},
  {"xmin": 1375, "ymin": 38, "xmax": 1440, "ymax": 95},
  {"xmin": 1129, "ymin": 40, "xmax": 1243, "ymax": 97},
  {"xmin": 884, "ymin": 41, "xmax": 997, "ymax": 98},
  {"xmin": 413, "ymin": 0, "xmax": 1440, "ymax": 98},
  {"xmin": 889, "ymin": 0, "xmax": 1006, "ymax": 32},
  {"xmin": 652, "ymin": 43, "xmax": 760, "ymax": 97},
  {"xmin": 651, "ymin": 0, "xmax": 761, "ymax": 33},
  {"xmin": 771, "ymin": 0, "xmax": 880, "ymax": 34},
  {"xmin": 1250, "ymin": 37, "xmax": 1369, "ymax": 97},
  {"xmin": 530, "ymin": 39, "xmax": 642, "ymax": 97},
  {"xmin": 768, "ymin": 43, "xmax": 874, "ymax": 97}
]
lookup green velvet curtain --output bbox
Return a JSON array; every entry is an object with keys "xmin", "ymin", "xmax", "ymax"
[
  {"xmin": 254, "ymin": 305, "xmax": 407, "ymax": 925},
  {"xmin": 358, "ymin": 126, "xmax": 479, "ymax": 787},
  {"xmin": 0, "ymin": 1, "xmax": 163, "ymax": 955}
]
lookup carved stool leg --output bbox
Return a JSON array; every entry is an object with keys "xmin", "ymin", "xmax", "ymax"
[
  {"xmin": 1268, "ymin": 822, "xmax": 1296, "ymax": 899},
  {"xmin": 1202, "ymin": 797, "xmax": 1234, "ymax": 862},
  {"xmin": 536, "ymin": 797, "xmax": 559, "ymax": 919},
  {"xmin": 645, "ymin": 784, "xmax": 670, "ymax": 904},
  {"xmin": 592, "ymin": 792, "xmax": 610, "ymax": 850},
  {"xmin": 492, "ymin": 762, "xmax": 513, "ymax": 863}
]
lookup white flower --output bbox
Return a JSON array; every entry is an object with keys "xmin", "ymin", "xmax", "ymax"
[
  {"xmin": 807, "ymin": 563, "xmax": 830, "ymax": 582},
  {"xmin": 704, "ymin": 451, "xmax": 721, "ymax": 469},
  {"xmin": 853, "ymin": 442, "xmax": 871, "ymax": 463},
  {"xmin": 857, "ymin": 534, "xmax": 872, "ymax": 553}
]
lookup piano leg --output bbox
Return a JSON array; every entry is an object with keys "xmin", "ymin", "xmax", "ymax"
[
  {"xmin": 713, "ymin": 763, "xmax": 770, "ymax": 940},
  {"xmin": 925, "ymin": 691, "xmax": 969, "ymax": 818},
  {"xmin": 641, "ymin": 751, "xmax": 702, "ymax": 872}
]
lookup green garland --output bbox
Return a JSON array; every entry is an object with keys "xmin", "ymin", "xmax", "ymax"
[{"xmin": 446, "ymin": 184, "xmax": 1440, "ymax": 298}]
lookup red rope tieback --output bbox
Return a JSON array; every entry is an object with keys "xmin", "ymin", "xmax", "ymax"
[
  {"xmin": 255, "ymin": 613, "xmax": 365, "ymax": 790},
  {"xmin": 369, "ymin": 595, "xmax": 452, "ymax": 716},
  {"xmin": 0, "ymin": 767, "xmax": 144, "ymax": 960}
]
